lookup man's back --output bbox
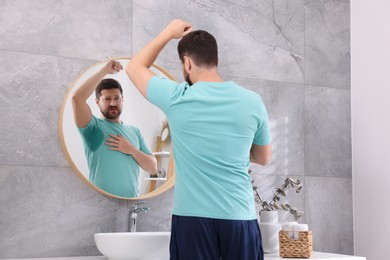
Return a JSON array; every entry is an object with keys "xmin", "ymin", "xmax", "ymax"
[{"xmin": 148, "ymin": 77, "xmax": 271, "ymax": 220}]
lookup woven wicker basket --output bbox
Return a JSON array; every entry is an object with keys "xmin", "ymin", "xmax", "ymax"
[{"xmin": 279, "ymin": 230, "xmax": 313, "ymax": 258}]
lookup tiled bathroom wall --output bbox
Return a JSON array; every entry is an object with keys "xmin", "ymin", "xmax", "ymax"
[{"xmin": 0, "ymin": 0, "xmax": 351, "ymax": 258}]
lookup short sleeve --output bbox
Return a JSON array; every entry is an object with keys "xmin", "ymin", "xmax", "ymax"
[
  {"xmin": 136, "ymin": 128, "xmax": 152, "ymax": 155},
  {"xmin": 253, "ymin": 97, "xmax": 272, "ymax": 146},
  {"xmin": 147, "ymin": 75, "xmax": 181, "ymax": 113},
  {"xmin": 78, "ymin": 115, "xmax": 98, "ymax": 141}
]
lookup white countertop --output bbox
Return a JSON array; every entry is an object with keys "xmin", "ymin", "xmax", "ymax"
[{"xmin": 3, "ymin": 252, "xmax": 366, "ymax": 260}]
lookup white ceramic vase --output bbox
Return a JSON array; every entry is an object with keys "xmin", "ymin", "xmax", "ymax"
[{"xmin": 259, "ymin": 211, "xmax": 282, "ymax": 254}]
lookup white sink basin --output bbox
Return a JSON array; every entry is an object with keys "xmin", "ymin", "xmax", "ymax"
[{"xmin": 94, "ymin": 232, "xmax": 171, "ymax": 260}]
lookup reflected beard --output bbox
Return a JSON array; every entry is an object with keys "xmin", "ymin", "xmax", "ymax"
[{"xmin": 101, "ymin": 107, "xmax": 122, "ymax": 120}]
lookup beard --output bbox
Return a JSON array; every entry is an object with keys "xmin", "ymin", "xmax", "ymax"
[
  {"xmin": 101, "ymin": 106, "xmax": 122, "ymax": 120},
  {"xmin": 184, "ymin": 72, "xmax": 193, "ymax": 86}
]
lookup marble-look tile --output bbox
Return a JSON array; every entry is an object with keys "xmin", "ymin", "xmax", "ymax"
[
  {"xmin": 0, "ymin": 51, "xmax": 96, "ymax": 167},
  {"xmin": 304, "ymin": 86, "xmax": 351, "ymax": 178},
  {"xmin": 304, "ymin": 176, "xmax": 353, "ymax": 255},
  {"xmin": 305, "ymin": 0, "xmax": 350, "ymax": 88},
  {"xmin": 0, "ymin": 0, "xmax": 353, "ymax": 257},
  {"xmin": 132, "ymin": 188, "xmax": 174, "ymax": 232},
  {"xmin": 0, "ymin": 0, "xmax": 132, "ymax": 60},
  {"xmin": 0, "ymin": 166, "xmax": 128, "ymax": 258},
  {"xmin": 133, "ymin": 0, "xmax": 305, "ymax": 83},
  {"xmin": 231, "ymin": 77, "xmax": 305, "ymax": 177},
  {"xmin": 251, "ymin": 173, "xmax": 306, "ymax": 224}
]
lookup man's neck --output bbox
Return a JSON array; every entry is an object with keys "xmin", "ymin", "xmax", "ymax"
[
  {"xmin": 104, "ymin": 117, "xmax": 121, "ymax": 123},
  {"xmin": 193, "ymin": 66, "xmax": 223, "ymax": 83}
]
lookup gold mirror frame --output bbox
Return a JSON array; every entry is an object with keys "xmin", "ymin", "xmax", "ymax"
[{"xmin": 59, "ymin": 57, "xmax": 176, "ymax": 200}]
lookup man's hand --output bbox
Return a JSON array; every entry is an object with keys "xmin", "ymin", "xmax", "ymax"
[
  {"xmin": 103, "ymin": 60, "xmax": 123, "ymax": 74},
  {"xmin": 106, "ymin": 133, "xmax": 158, "ymax": 173},
  {"xmin": 106, "ymin": 134, "xmax": 136, "ymax": 155},
  {"xmin": 163, "ymin": 19, "xmax": 192, "ymax": 39}
]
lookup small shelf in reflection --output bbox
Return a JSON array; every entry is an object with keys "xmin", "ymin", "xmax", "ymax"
[
  {"xmin": 144, "ymin": 177, "xmax": 167, "ymax": 181},
  {"xmin": 152, "ymin": 151, "xmax": 170, "ymax": 156}
]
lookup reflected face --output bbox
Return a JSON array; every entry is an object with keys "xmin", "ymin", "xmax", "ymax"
[{"xmin": 96, "ymin": 89, "xmax": 123, "ymax": 120}]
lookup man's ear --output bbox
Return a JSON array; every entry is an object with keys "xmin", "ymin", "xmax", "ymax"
[
  {"xmin": 183, "ymin": 56, "xmax": 192, "ymax": 72},
  {"xmin": 95, "ymin": 98, "xmax": 100, "ymax": 106}
]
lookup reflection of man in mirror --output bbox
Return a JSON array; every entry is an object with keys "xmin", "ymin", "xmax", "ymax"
[
  {"xmin": 72, "ymin": 60, "xmax": 157, "ymax": 198},
  {"xmin": 126, "ymin": 20, "xmax": 272, "ymax": 260}
]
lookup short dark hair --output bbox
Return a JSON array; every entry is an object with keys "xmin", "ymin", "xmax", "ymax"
[
  {"xmin": 95, "ymin": 78, "xmax": 123, "ymax": 99},
  {"xmin": 177, "ymin": 30, "xmax": 218, "ymax": 67}
]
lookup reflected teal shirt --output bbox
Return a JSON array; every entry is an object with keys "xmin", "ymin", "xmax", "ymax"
[
  {"xmin": 147, "ymin": 76, "xmax": 271, "ymax": 220},
  {"xmin": 78, "ymin": 115, "xmax": 151, "ymax": 198}
]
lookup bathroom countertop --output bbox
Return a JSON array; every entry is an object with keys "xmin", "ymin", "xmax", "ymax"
[{"xmin": 3, "ymin": 252, "xmax": 366, "ymax": 260}]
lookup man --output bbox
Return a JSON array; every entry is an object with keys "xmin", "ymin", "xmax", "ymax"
[
  {"xmin": 72, "ymin": 60, "xmax": 157, "ymax": 198},
  {"xmin": 126, "ymin": 20, "xmax": 272, "ymax": 259}
]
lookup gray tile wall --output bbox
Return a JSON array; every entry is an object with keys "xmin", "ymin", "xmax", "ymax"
[{"xmin": 0, "ymin": 0, "xmax": 351, "ymax": 258}]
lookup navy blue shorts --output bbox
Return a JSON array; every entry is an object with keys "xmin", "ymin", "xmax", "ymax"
[{"xmin": 170, "ymin": 215, "xmax": 263, "ymax": 260}]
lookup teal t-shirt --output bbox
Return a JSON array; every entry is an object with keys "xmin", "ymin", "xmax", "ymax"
[
  {"xmin": 147, "ymin": 76, "xmax": 272, "ymax": 220},
  {"xmin": 78, "ymin": 115, "xmax": 151, "ymax": 198}
]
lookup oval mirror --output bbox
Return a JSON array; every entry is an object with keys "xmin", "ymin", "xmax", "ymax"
[{"xmin": 59, "ymin": 57, "xmax": 176, "ymax": 200}]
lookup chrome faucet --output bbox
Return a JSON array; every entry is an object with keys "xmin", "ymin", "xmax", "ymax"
[{"xmin": 129, "ymin": 202, "xmax": 150, "ymax": 232}]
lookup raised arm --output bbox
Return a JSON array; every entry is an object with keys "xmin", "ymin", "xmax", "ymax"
[
  {"xmin": 72, "ymin": 60, "xmax": 122, "ymax": 127},
  {"xmin": 126, "ymin": 19, "xmax": 192, "ymax": 98},
  {"xmin": 250, "ymin": 143, "xmax": 272, "ymax": 166}
]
